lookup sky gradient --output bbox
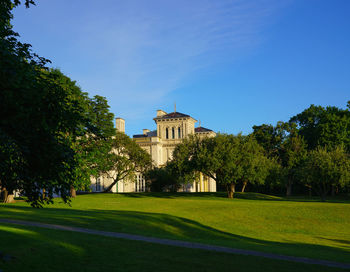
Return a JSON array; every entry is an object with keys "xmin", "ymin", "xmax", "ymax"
[{"xmin": 12, "ymin": 0, "xmax": 350, "ymax": 136}]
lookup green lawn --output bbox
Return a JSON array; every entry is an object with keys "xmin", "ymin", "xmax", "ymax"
[
  {"xmin": 1, "ymin": 192, "xmax": 350, "ymax": 266},
  {"xmin": 0, "ymin": 222, "xmax": 347, "ymax": 272}
]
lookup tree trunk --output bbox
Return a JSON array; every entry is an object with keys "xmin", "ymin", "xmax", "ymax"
[
  {"xmin": 1, "ymin": 188, "xmax": 8, "ymax": 202},
  {"xmin": 227, "ymin": 183, "xmax": 235, "ymax": 198},
  {"xmin": 286, "ymin": 184, "xmax": 292, "ymax": 196},
  {"xmin": 1, "ymin": 188, "xmax": 15, "ymax": 203},
  {"xmin": 70, "ymin": 186, "xmax": 76, "ymax": 198},
  {"xmin": 5, "ymin": 194, "xmax": 14, "ymax": 203},
  {"xmin": 286, "ymin": 178, "xmax": 292, "ymax": 197},
  {"xmin": 331, "ymin": 186, "xmax": 337, "ymax": 197},
  {"xmin": 241, "ymin": 180, "xmax": 248, "ymax": 193},
  {"xmin": 104, "ymin": 179, "xmax": 117, "ymax": 193}
]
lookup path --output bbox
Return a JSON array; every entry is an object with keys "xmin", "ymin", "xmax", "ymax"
[{"xmin": 0, "ymin": 218, "xmax": 349, "ymax": 270}]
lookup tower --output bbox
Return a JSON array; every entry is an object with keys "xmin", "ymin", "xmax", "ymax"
[{"xmin": 115, "ymin": 118, "xmax": 125, "ymax": 133}]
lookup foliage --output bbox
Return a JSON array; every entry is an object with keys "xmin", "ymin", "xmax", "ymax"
[
  {"xmin": 102, "ymin": 132, "xmax": 152, "ymax": 192},
  {"xmin": 299, "ymin": 146, "xmax": 350, "ymax": 201},
  {"xmin": 0, "ymin": 1, "xmax": 116, "ymax": 206},
  {"xmin": 71, "ymin": 95, "xmax": 116, "ymax": 195},
  {"xmin": 290, "ymin": 103, "xmax": 350, "ymax": 151},
  {"xmin": 252, "ymin": 122, "xmax": 285, "ymax": 158},
  {"xmin": 145, "ymin": 166, "xmax": 180, "ymax": 192},
  {"xmin": 173, "ymin": 134, "xmax": 269, "ymax": 198},
  {"xmin": 253, "ymin": 122, "xmax": 307, "ymax": 196}
]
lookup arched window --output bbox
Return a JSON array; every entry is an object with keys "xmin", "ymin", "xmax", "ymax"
[
  {"xmin": 172, "ymin": 127, "xmax": 175, "ymax": 139},
  {"xmin": 178, "ymin": 127, "xmax": 181, "ymax": 138},
  {"xmin": 166, "ymin": 128, "xmax": 169, "ymax": 139}
]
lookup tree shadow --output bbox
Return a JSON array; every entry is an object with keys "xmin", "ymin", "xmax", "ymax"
[
  {"xmin": 117, "ymin": 192, "xmax": 350, "ymax": 203},
  {"xmin": 317, "ymin": 237, "xmax": 350, "ymax": 246},
  {"xmin": 0, "ymin": 205, "xmax": 349, "ymax": 264},
  {"xmin": 1, "ymin": 223, "xmax": 346, "ymax": 272}
]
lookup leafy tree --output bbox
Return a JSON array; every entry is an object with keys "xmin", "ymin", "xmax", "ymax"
[
  {"xmin": 175, "ymin": 134, "xmax": 269, "ymax": 198},
  {"xmin": 171, "ymin": 135, "xmax": 200, "ymax": 186},
  {"xmin": 145, "ymin": 164, "xmax": 181, "ymax": 192},
  {"xmin": 70, "ymin": 95, "xmax": 116, "ymax": 197},
  {"xmin": 238, "ymin": 136, "xmax": 271, "ymax": 192},
  {"xmin": 102, "ymin": 132, "xmax": 152, "ymax": 193},
  {"xmin": 290, "ymin": 104, "xmax": 350, "ymax": 151},
  {"xmin": 0, "ymin": 1, "xmax": 110, "ymax": 206},
  {"xmin": 253, "ymin": 122, "xmax": 307, "ymax": 196},
  {"xmin": 252, "ymin": 122, "xmax": 285, "ymax": 158},
  {"xmin": 300, "ymin": 146, "xmax": 350, "ymax": 201},
  {"xmin": 278, "ymin": 125, "xmax": 307, "ymax": 196}
]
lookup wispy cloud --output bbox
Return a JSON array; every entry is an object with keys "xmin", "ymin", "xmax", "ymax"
[{"xmin": 64, "ymin": 0, "xmax": 288, "ymax": 119}]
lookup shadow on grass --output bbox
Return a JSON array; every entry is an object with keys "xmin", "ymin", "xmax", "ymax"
[
  {"xmin": 0, "ymin": 205, "xmax": 349, "ymax": 263},
  {"xmin": 118, "ymin": 191, "xmax": 350, "ymax": 203},
  {"xmin": 2, "ymin": 223, "xmax": 346, "ymax": 272}
]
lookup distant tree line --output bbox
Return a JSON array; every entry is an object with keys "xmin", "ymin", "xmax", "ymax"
[{"xmin": 149, "ymin": 102, "xmax": 350, "ymax": 201}]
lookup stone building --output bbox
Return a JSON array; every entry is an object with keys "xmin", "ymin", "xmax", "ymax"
[{"xmin": 91, "ymin": 109, "xmax": 216, "ymax": 193}]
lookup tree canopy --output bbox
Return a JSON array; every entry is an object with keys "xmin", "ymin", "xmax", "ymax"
[
  {"xmin": 290, "ymin": 104, "xmax": 350, "ymax": 152},
  {"xmin": 171, "ymin": 134, "xmax": 269, "ymax": 198},
  {"xmin": 300, "ymin": 146, "xmax": 350, "ymax": 201},
  {"xmin": 0, "ymin": 1, "xmax": 116, "ymax": 206},
  {"xmin": 101, "ymin": 132, "xmax": 152, "ymax": 193}
]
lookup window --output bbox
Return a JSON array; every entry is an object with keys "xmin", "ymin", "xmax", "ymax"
[
  {"xmin": 172, "ymin": 127, "xmax": 175, "ymax": 139},
  {"xmin": 135, "ymin": 175, "xmax": 139, "ymax": 192},
  {"xmin": 96, "ymin": 177, "xmax": 101, "ymax": 191},
  {"xmin": 178, "ymin": 127, "xmax": 181, "ymax": 138},
  {"xmin": 166, "ymin": 128, "xmax": 169, "ymax": 139}
]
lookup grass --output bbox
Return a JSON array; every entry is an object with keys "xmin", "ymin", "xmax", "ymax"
[
  {"xmin": 1, "ymin": 192, "xmax": 350, "ymax": 266},
  {"xmin": 0, "ymin": 223, "xmax": 348, "ymax": 272}
]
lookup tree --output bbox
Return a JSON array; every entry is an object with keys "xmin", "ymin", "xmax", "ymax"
[
  {"xmin": 252, "ymin": 123, "xmax": 285, "ymax": 158},
  {"xmin": 174, "ymin": 134, "xmax": 269, "ymax": 198},
  {"xmin": 253, "ymin": 122, "xmax": 307, "ymax": 196},
  {"xmin": 0, "ymin": 1, "xmax": 106, "ymax": 206},
  {"xmin": 238, "ymin": 136, "xmax": 270, "ymax": 192},
  {"xmin": 278, "ymin": 125, "xmax": 307, "ymax": 196},
  {"xmin": 290, "ymin": 104, "xmax": 350, "ymax": 152},
  {"xmin": 102, "ymin": 132, "xmax": 152, "ymax": 193},
  {"xmin": 145, "ymin": 164, "xmax": 182, "ymax": 192},
  {"xmin": 171, "ymin": 135, "xmax": 200, "ymax": 187},
  {"xmin": 300, "ymin": 146, "xmax": 350, "ymax": 201},
  {"xmin": 70, "ymin": 95, "xmax": 116, "ymax": 197}
]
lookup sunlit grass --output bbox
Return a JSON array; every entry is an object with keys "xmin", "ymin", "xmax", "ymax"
[{"xmin": 1, "ymin": 192, "xmax": 349, "ymax": 263}]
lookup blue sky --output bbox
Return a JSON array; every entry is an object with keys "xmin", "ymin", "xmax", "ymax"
[{"xmin": 12, "ymin": 0, "xmax": 350, "ymax": 136}]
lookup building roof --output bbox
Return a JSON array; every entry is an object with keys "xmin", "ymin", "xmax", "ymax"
[
  {"xmin": 133, "ymin": 130, "xmax": 157, "ymax": 138},
  {"xmin": 133, "ymin": 134, "xmax": 146, "ymax": 138},
  {"xmin": 155, "ymin": 111, "xmax": 190, "ymax": 119},
  {"xmin": 195, "ymin": 126, "xmax": 213, "ymax": 133}
]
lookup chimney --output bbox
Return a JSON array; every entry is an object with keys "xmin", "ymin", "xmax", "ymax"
[
  {"xmin": 156, "ymin": 110, "xmax": 167, "ymax": 117},
  {"xmin": 115, "ymin": 118, "xmax": 125, "ymax": 133},
  {"xmin": 143, "ymin": 129, "xmax": 150, "ymax": 135}
]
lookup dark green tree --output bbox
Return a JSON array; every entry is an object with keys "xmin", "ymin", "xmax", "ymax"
[
  {"xmin": 71, "ymin": 95, "xmax": 116, "ymax": 196},
  {"xmin": 290, "ymin": 104, "xmax": 350, "ymax": 151},
  {"xmin": 300, "ymin": 146, "xmax": 350, "ymax": 201},
  {"xmin": 0, "ymin": 1, "xmax": 107, "ymax": 206},
  {"xmin": 253, "ymin": 122, "xmax": 307, "ymax": 196}
]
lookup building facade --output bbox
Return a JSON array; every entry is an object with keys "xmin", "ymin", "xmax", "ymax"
[{"xmin": 90, "ymin": 109, "xmax": 216, "ymax": 193}]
